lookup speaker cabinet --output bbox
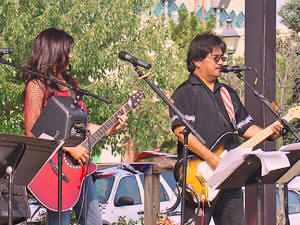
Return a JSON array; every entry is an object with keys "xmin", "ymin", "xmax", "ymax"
[
  {"xmin": 0, "ymin": 179, "xmax": 31, "ymax": 225},
  {"xmin": 31, "ymin": 96, "xmax": 88, "ymax": 147}
]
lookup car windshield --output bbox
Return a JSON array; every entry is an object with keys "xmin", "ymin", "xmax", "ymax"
[{"xmin": 95, "ymin": 176, "xmax": 115, "ymax": 203}]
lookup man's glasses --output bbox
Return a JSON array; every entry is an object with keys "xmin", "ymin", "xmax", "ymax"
[{"xmin": 206, "ymin": 55, "xmax": 227, "ymax": 63}]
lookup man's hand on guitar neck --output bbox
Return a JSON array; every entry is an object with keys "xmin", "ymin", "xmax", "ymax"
[
  {"xmin": 243, "ymin": 123, "xmax": 284, "ymax": 141},
  {"xmin": 269, "ymin": 121, "xmax": 284, "ymax": 140}
]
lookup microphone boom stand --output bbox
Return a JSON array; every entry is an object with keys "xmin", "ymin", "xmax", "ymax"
[
  {"xmin": 0, "ymin": 57, "xmax": 111, "ymax": 104},
  {"xmin": 0, "ymin": 56, "xmax": 111, "ymax": 225},
  {"xmin": 132, "ymin": 66, "xmax": 206, "ymax": 225},
  {"xmin": 235, "ymin": 70, "xmax": 300, "ymax": 225},
  {"xmin": 235, "ymin": 71, "xmax": 300, "ymax": 141}
]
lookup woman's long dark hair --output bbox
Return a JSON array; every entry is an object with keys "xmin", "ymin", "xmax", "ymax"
[{"xmin": 24, "ymin": 28, "xmax": 75, "ymax": 92}]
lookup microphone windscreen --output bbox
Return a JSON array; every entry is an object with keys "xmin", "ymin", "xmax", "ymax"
[{"xmin": 118, "ymin": 51, "xmax": 128, "ymax": 60}]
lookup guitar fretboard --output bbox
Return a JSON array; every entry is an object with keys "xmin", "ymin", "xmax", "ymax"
[
  {"xmin": 238, "ymin": 126, "xmax": 273, "ymax": 149},
  {"xmin": 81, "ymin": 103, "xmax": 132, "ymax": 149},
  {"xmin": 238, "ymin": 112, "xmax": 293, "ymax": 149}
]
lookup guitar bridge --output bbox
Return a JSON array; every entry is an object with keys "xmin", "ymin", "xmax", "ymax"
[{"xmin": 195, "ymin": 172, "xmax": 206, "ymax": 187}]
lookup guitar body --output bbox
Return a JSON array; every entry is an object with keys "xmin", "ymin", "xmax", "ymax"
[
  {"xmin": 173, "ymin": 132, "xmax": 232, "ymax": 203},
  {"xmin": 28, "ymin": 150, "xmax": 97, "ymax": 211}
]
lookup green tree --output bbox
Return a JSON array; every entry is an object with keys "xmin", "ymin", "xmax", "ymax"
[
  {"xmin": 275, "ymin": 33, "xmax": 300, "ymax": 144},
  {"xmin": 169, "ymin": 7, "xmax": 215, "ymax": 52},
  {"xmin": 278, "ymin": 0, "xmax": 300, "ymax": 34},
  {"xmin": 0, "ymin": 0, "xmax": 186, "ymax": 156}
]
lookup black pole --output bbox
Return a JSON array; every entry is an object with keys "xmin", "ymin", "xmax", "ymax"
[
  {"xmin": 132, "ymin": 66, "xmax": 205, "ymax": 144},
  {"xmin": 6, "ymin": 166, "xmax": 13, "ymax": 225},
  {"xmin": 58, "ymin": 148, "xmax": 63, "ymax": 225},
  {"xmin": 180, "ymin": 127, "xmax": 191, "ymax": 225}
]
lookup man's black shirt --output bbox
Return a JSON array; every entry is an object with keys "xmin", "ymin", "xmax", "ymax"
[{"xmin": 169, "ymin": 73, "xmax": 255, "ymax": 158}]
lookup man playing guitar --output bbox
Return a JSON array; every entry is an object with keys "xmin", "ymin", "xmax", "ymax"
[{"xmin": 169, "ymin": 33, "xmax": 283, "ymax": 225}]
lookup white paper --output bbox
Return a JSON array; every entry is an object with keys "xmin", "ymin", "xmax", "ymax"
[
  {"xmin": 248, "ymin": 149, "xmax": 290, "ymax": 176},
  {"xmin": 279, "ymin": 142, "xmax": 300, "ymax": 151},
  {"xmin": 38, "ymin": 133, "xmax": 55, "ymax": 140},
  {"xmin": 207, "ymin": 147, "xmax": 253, "ymax": 190}
]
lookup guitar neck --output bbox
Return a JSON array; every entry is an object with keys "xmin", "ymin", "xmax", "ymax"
[
  {"xmin": 238, "ymin": 112, "xmax": 293, "ymax": 149},
  {"xmin": 238, "ymin": 125, "xmax": 274, "ymax": 149},
  {"xmin": 81, "ymin": 103, "xmax": 132, "ymax": 149}
]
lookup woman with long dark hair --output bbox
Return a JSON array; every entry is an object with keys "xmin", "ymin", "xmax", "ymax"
[{"xmin": 24, "ymin": 28, "xmax": 127, "ymax": 225}]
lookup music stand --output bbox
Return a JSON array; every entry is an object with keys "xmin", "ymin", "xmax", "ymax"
[
  {"xmin": 211, "ymin": 149, "xmax": 300, "ymax": 189},
  {"xmin": 0, "ymin": 133, "xmax": 59, "ymax": 225},
  {"xmin": 215, "ymin": 149, "xmax": 300, "ymax": 225}
]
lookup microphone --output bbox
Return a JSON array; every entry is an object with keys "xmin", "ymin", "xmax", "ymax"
[
  {"xmin": 221, "ymin": 65, "xmax": 252, "ymax": 73},
  {"xmin": 118, "ymin": 51, "xmax": 151, "ymax": 70},
  {"xmin": 0, "ymin": 48, "xmax": 13, "ymax": 55}
]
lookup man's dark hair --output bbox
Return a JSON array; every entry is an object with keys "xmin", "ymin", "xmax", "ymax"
[{"xmin": 187, "ymin": 33, "xmax": 226, "ymax": 72}]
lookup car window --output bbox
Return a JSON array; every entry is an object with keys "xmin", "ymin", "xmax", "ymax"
[
  {"xmin": 161, "ymin": 173, "xmax": 178, "ymax": 196},
  {"xmin": 160, "ymin": 183, "xmax": 170, "ymax": 202},
  {"xmin": 115, "ymin": 175, "xmax": 141, "ymax": 205},
  {"xmin": 95, "ymin": 176, "xmax": 115, "ymax": 203},
  {"xmin": 139, "ymin": 174, "xmax": 170, "ymax": 202},
  {"xmin": 288, "ymin": 190, "xmax": 300, "ymax": 214}
]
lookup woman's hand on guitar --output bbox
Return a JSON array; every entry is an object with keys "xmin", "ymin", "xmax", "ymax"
[
  {"xmin": 107, "ymin": 108, "xmax": 128, "ymax": 135},
  {"xmin": 63, "ymin": 145, "xmax": 90, "ymax": 166}
]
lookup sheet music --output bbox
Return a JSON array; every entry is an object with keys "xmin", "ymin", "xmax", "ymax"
[
  {"xmin": 207, "ymin": 148, "xmax": 290, "ymax": 190},
  {"xmin": 248, "ymin": 149, "xmax": 290, "ymax": 176},
  {"xmin": 207, "ymin": 147, "xmax": 252, "ymax": 190},
  {"xmin": 279, "ymin": 142, "xmax": 300, "ymax": 151}
]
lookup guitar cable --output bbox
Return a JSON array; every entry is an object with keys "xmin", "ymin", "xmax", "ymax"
[{"xmin": 184, "ymin": 185, "xmax": 203, "ymax": 225}]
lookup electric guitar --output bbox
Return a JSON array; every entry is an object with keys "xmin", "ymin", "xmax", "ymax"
[
  {"xmin": 28, "ymin": 89, "xmax": 145, "ymax": 211},
  {"xmin": 174, "ymin": 105, "xmax": 300, "ymax": 203}
]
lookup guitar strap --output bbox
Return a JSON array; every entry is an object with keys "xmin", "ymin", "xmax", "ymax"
[{"xmin": 219, "ymin": 86, "xmax": 237, "ymax": 131}]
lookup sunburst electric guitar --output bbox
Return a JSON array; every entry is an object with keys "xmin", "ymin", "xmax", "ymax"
[
  {"xmin": 28, "ymin": 89, "xmax": 145, "ymax": 211},
  {"xmin": 174, "ymin": 105, "xmax": 300, "ymax": 203}
]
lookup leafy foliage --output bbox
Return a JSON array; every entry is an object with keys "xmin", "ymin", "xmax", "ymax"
[
  {"xmin": 278, "ymin": 0, "xmax": 300, "ymax": 33},
  {"xmin": 0, "ymin": 0, "xmax": 186, "ymax": 156},
  {"xmin": 276, "ymin": 33, "xmax": 300, "ymax": 109},
  {"xmin": 112, "ymin": 216, "xmax": 144, "ymax": 225},
  {"xmin": 169, "ymin": 7, "xmax": 215, "ymax": 52}
]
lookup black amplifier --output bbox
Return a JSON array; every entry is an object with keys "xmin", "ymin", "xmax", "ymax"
[
  {"xmin": 31, "ymin": 96, "xmax": 88, "ymax": 147},
  {"xmin": 0, "ymin": 179, "xmax": 31, "ymax": 225}
]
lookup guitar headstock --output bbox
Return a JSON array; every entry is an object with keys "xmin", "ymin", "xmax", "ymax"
[
  {"xmin": 284, "ymin": 104, "xmax": 300, "ymax": 121},
  {"xmin": 128, "ymin": 88, "xmax": 145, "ymax": 109}
]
